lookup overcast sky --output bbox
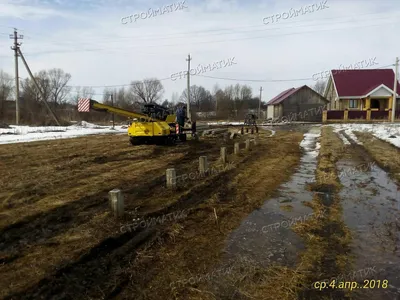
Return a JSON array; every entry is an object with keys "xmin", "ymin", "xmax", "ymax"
[{"xmin": 0, "ymin": 0, "xmax": 399, "ymax": 103}]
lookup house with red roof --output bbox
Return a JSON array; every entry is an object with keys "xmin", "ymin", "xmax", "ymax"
[
  {"xmin": 266, "ymin": 85, "xmax": 329, "ymax": 122},
  {"xmin": 324, "ymin": 69, "xmax": 400, "ymax": 121}
]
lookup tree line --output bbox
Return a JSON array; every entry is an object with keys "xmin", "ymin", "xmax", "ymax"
[{"xmin": 0, "ymin": 68, "xmax": 327, "ymax": 125}]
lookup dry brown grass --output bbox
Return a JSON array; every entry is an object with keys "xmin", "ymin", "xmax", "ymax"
[
  {"xmin": 1, "ymin": 131, "xmax": 255, "ymax": 298},
  {"xmin": 116, "ymin": 130, "xmax": 304, "ymax": 300}
]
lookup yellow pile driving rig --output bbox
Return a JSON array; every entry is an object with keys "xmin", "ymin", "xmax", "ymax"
[{"xmin": 77, "ymin": 98, "xmax": 196, "ymax": 146}]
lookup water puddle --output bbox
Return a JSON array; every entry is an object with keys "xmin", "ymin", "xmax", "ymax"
[
  {"xmin": 220, "ymin": 126, "xmax": 322, "ymax": 268},
  {"xmin": 337, "ymin": 157, "xmax": 400, "ymax": 299}
]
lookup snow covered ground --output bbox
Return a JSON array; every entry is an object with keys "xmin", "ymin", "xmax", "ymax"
[
  {"xmin": 207, "ymin": 121, "xmax": 244, "ymax": 126},
  {"xmin": 0, "ymin": 121, "xmax": 127, "ymax": 145},
  {"xmin": 329, "ymin": 123, "xmax": 400, "ymax": 148},
  {"xmin": 300, "ymin": 129, "xmax": 321, "ymax": 158}
]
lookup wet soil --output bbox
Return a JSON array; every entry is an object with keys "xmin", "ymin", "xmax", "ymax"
[
  {"xmin": 337, "ymin": 131, "xmax": 400, "ymax": 300},
  {"xmin": 3, "ymin": 124, "xmax": 399, "ymax": 300},
  {"xmin": 0, "ymin": 129, "xmax": 302, "ymax": 299}
]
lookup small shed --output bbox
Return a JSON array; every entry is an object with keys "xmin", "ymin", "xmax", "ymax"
[{"xmin": 266, "ymin": 85, "xmax": 329, "ymax": 122}]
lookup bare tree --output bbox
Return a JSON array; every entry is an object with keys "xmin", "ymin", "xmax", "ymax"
[
  {"xmin": 36, "ymin": 70, "xmax": 52, "ymax": 103},
  {"xmin": 0, "ymin": 70, "xmax": 13, "ymax": 122},
  {"xmin": 102, "ymin": 88, "xmax": 115, "ymax": 103},
  {"xmin": 212, "ymin": 83, "xmax": 220, "ymax": 95},
  {"xmin": 224, "ymin": 85, "xmax": 234, "ymax": 101},
  {"xmin": 116, "ymin": 87, "xmax": 132, "ymax": 109},
  {"xmin": 20, "ymin": 72, "xmax": 52, "ymax": 123},
  {"xmin": 171, "ymin": 92, "xmax": 179, "ymax": 104},
  {"xmin": 48, "ymin": 68, "xmax": 72, "ymax": 105},
  {"xmin": 240, "ymin": 85, "xmax": 252, "ymax": 100},
  {"xmin": 81, "ymin": 86, "xmax": 95, "ymax": 98},
  {"xmin": 72, "ymin": 86, "xmax": 95, "ymax": 104},
  {"xmin": 313, "ymin": 80, "xmax": 327, "ymax": 95},
  {"xmin": 233, "ymin": 83, "xmax": 241, "ymax": 100},
  {"xmin": 129, "ymin": 78, "xmax": 164, "ymax": 104},
  {"xmin": 179, "ymin": 85, "xmax": 209, "ymax": 110}
]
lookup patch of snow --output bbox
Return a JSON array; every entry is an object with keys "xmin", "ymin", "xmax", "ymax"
[
  {"xmin": 0, "ymin": 124, "xmax": 126, "ymax": 145},
  {"xmin": 207, "ymin": 122, "xmax": 244, "ymax": 126},
  {"xmin": 330, "ymin": 123, "xmax": 400, "ymax": 148},
  {"xmin": 300, "ymin": 129, "xmax": 321, "ymax": 158},
  {"xmin": 69, "ymin": 121, "xmax": 107, "ymax": 128},
  {"xmin": 260, "ymin": 127, "xmax": 276, "ymax": 137},
  {"xmin": 337, "ymin": 132, "xmax": 351, "ymax": 145},
  {"xmin": 345, "ymin": 130, "xmax": 363, "ymax": 145}
]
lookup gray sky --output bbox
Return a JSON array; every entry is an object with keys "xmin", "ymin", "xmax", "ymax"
[{"xmin": 0, "ymin": 0, "xmax": 399, "ymax": 102}]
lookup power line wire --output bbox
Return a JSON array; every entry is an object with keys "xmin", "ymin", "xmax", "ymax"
[
  {"xmin": 63, "ymin": 64, "xmax": 397, "ymax": 87},
  {"xmin": 1, "ymin": 17, "xmax": 397, "ymax": 59},
  {"xmin": 66, "ymin": 76, "xmax": 172, "ymax": 88},
  {"xmin": 194, "ymin": 74, "xmax": 312, "ymax": 82},
  {"xmin": 20, "ymin": 15, "xmax": 398, "ymax": 55},
  {"xmin": 193, "ymin": 64, "xmax": 397, "ymax": 82},
  {"xmin": 15, "ymin": 19, "xmax": 399, "ymax": 57},
  {"xmin": 20, "ymin": 11, "xmax": 397, "ymax": 44}
]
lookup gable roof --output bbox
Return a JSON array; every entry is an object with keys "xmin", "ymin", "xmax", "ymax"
[
  {"xmin": 367, "ymin": 84, "xmax": 396, "ymax": 96},
  {"xmin": 267, "ymin": 87, "xmax": 296, "ymax": 105},
  {"xmin": 267, "ymin": 85, "xmax": 328, "ymax": 105},
  {"xmin": 331, "ymin": 69, "xmax": 400, "ymax": 98}
]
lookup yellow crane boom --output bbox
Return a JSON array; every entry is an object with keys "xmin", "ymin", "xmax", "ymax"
[{"xmin": 87, "ymin": 99, "xmax": 155, "ymax": 121}]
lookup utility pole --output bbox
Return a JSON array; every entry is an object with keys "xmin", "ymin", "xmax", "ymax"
[
  {"xmin": 258, "ymin": 87, "xmax": 263, "ymax": 120},
  {"xmin": 18, "ymin": 48, "xmax": 60, "ymax": 125},
  {"xmin": 186, "ymin": 54, "xmax": 191, "ymax": 122},
  {"xmin": 10, "ymin": 28, "xmax": 23, "ymax": 125},
  {"xmin": 392, "ymin": 57, "xmax": 399, "ymax": 123},
  {"xmin": 111, "ymin": 94, "xmax": 114, "ymax": 129}
]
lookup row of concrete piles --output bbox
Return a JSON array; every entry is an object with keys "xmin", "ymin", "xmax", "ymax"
[
  {"xmin": 166, "ymin": 137, "xmax": 258, "ymax": 189},
  {"xmin": 108, "ymin": 137, "xmax": 258, "ymax": 219}
]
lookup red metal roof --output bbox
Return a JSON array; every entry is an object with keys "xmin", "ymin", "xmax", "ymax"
[
  {"xmin": 267, "ymin": 86, "xmax": 308, "ymax": 105},
  {"xmin": 267, "ymin": 88, "xmax": 295, "ymax": 105},
  {"xmin": 331, "ymin": 69, "xmax": 400, "ymax": 97}
]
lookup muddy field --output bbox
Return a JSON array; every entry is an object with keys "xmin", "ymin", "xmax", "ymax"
[{"xmin": 0, "ymin": 124, "xmax": 399, "ymax": 300}]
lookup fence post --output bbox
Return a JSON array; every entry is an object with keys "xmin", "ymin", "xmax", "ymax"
[
  {"xmin": 109, "ymin": 189, "xmax": 124, "ymax": 218},
  {"xmin": 199, "ymin": 156, "xmax": 208, "ymax": 175},
  {"xmin": 220, "ymin": 147, "xmax": 227, "ymax": 164},
  {"xmin": 245, "ymin": 139, "xmax": 251, "ymax": 151},
  {"xmin": 234, "ymin": 142, "xmax": 240, "ymax": 155},
  {"xmin": 166, "ymin": 168, "xmax": 177, "ymax": 189},
  {"xmin": 322, "ymin": 110, "xmax": 327, "ymax": 123}
]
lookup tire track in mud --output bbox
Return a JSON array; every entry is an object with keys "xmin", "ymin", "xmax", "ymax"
[
  {"xmin": 300, "ymin": 128, "xmax": 397, "ymax": 300},
  {"xmin": 352, "ymin": 131, "xmax": 400, "ymax": 185},
  {"xmin": 0, "ymin": 168, "xmax": 164, "ymax": 253},
  {"xmin": 339, "ymin": 131, "xmax": 375, "ymax": 165},
  {"xmin": 0, "ymin": 145, "xmax": 193, "ymax": 268},
  {"xmin": 290, "ymin": 128, "xmax": 351, "ymax": 300},
  {"xmin": 0, "ymin": 142, "xmax": 214, "ymax": 259},
  {"xmin": 1, "ymin": 153, "xmax": 156, "ymax": 210},
  {"xmin": 336, "ymin": 131, "xmax": 400, "ymax": 300},
  {"xmin": 4, "ymin": 136, "xmax": 265, "ymax": 300},
  {"xmin": 0, "ymin": 137, "xmax": 242, "ymax": 299}
]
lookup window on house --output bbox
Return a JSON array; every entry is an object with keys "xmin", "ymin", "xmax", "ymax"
[{"xmin": 349, "ymin": 100, "xmax": 358, "ymax": 108}]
